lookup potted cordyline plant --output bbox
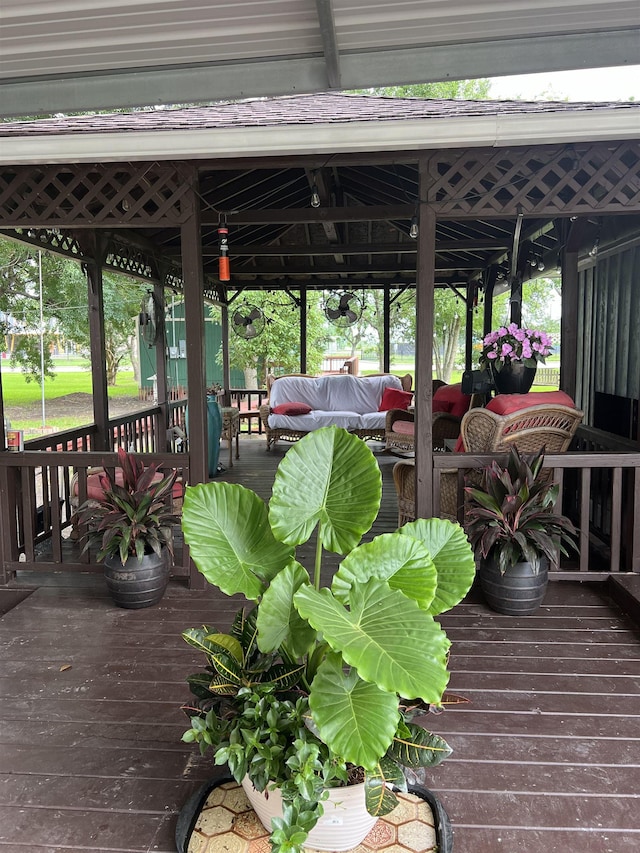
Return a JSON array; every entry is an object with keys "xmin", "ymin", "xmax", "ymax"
[
  {"xmin": 479, "ymin": 323, "xmax": 554, "ymax": 394},
  {"xmin": 464, "ymin": 446, "xmax": 578, "ymax": 615},
  {"xmin": 75, "ymin": 447, "xmax": 179, "ymax": 608},
  {"xmin": 179, "ymin": 426, "xmax": 475, "ymax": 853}
]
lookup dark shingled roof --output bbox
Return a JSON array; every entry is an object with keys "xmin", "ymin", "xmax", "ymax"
[{"xmin": 1, "ymin": 92, "xmax": 637, "ymax": 137}]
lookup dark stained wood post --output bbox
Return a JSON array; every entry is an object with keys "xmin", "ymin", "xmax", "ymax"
[
  {"xmin": 300, "ymin": 286, "xmax": 308, "ymax": 374},
  {"xmin": 383, "ymin": 287, "xmax": 391, "ymax": 373},
  {"xmin": 84, "ymin": 233, "xmax": 110, "ymax": 451},
  {"xmin": 181, "ymin": 173, "xmax": 208, "ymax": 589},
  {"xmin": 153, "ymin": 281, "xmax": 169, "ymax": 450},
  {"xmin": 221, "ymin": 291, "xmax": 231, "ymax": 406},
  {"xmin": 483, "ymin": 265, "xmax": 498, "ymax": 337},
  {"xmin": 560, "ymin": 247, "xmax": 579, "ymax": 401},
  {"xmin": 0, "ymin": 362, "xmax": 5, "ymax": 452},
  {"xmin": 414, "ymin": 155, "xmax": 435, "ymax": 518}
]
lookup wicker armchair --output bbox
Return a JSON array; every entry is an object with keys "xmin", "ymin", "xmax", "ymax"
[
  {"xmin": 393, "ymin": 401, "xmax": 584, "ymax": 527},
  {"xmin": 386, "ymin": 386, "xmax": 484, "ymax": 454}
]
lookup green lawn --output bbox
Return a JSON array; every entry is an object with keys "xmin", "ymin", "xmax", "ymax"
[{"xmin": 3, "ymin": 369, "xmax": 140, "ymax": 433}]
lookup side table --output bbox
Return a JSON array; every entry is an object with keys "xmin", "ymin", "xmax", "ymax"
[{"xmin": 219, "ymin": 407, "xmax": 240, "ymax": 468}]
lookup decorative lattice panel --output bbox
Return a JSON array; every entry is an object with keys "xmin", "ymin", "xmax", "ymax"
[
  {"xmin": 427, "ymin": 142, "xmax": 640, "ymax": 217},
  {"xmin": 3, "ymin": 227, "xmax": 84, "ymax": 258},
  {"xmin": 0, "ymin": 162, "xmax": 194, "ymax": 226},
  {"xmin": 106, "ymin": 240, "xmax": 157, "ymax": 279}
]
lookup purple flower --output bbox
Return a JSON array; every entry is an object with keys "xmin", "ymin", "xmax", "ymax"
[
  {"xmin": 486, "ymin": 351, "xmax": 497, "ymax": 360},
  {"xmin": 501, "ymin": 343, "xmax": 513, "ymax": 357}
]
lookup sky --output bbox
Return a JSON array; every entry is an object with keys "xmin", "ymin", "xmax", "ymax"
[{"xmin": 487, "ymin": 64, "xmax": 640, "ymax": 102}]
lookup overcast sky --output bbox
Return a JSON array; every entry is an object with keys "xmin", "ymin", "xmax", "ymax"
[{"xmin": 487, "ymin": 64, "xmax": 640, "ymax": 102}]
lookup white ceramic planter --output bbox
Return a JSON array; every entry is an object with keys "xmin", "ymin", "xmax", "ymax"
[{"xmin": 241, "ymin": 776, "xmax": 378, "ymax": 851}]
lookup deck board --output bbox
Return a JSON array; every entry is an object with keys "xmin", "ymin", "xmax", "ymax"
[{"xmin": 1, "ymin": 437, "xmax": 639, "ymax": 852}]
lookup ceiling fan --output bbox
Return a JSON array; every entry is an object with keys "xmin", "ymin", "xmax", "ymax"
[{"xmin": 139, "ymin": 292, "xmax": 161, "ymax": 346}]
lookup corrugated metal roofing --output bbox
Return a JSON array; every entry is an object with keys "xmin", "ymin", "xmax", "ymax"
[{"xmin": 0, "ymin": 1, "xmax": 638, "ymax": 118}]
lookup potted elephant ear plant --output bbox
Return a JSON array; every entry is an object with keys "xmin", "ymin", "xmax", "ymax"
[
  {"xmin": 76, "ymin": 447, "xmax": 179, "ymax": 609},
  {"xmin": 464, "ymin": 446, "xmax": 578, "ymax": 615},
  {"xmin": 178, "ymin": 425, "xmax": 475, "ymax": 853}
]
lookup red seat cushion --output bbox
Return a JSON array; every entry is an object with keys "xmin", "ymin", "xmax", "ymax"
[
  {"xmin": 432, "ymin": 383, "xmax": 472, "ymax": 418},
  {"xmin": 82, "ymin": 470, "xmax": 183, "ymax": 501},
  {"xmin": 486, "ymin": 390, "xmax": 575, "ymax": 416},
  {"xmin": 271, "ymin": 402, "xmax": 312, "ymax": 416},
  {"xmin": 391, "ymin": 420, "xmax": 415, "ymax": 436},
  {"xmin": 378, "ymin": 388, "xmax": 414, "ymax": 412}
]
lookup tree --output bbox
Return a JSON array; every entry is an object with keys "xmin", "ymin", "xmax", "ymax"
[
  {"xmin": 353, "ymin": 80, "xmax": 490, "ymax": 100},
  {"xmin": 0, "ymin": 236, "xmax": 147, "ymax": 385},
  {"xmin": 222, "ymin": 291, "xmax": 328, "ymax": 387}
]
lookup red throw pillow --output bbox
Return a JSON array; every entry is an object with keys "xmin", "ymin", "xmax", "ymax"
[
  {"xmin": 378, "ymin": 388, "xmax": 414, "ymax": 412},
  {"xmin": 271, "ymin": 402, "xmax": 312, "ymax": 416},
  {"xmin": 487, "ymin": 390, "xmax": 575, "ymax": 416},
  {"xmin": 432, "ymin": 383, "xmax": 472, "ymax": 418}
]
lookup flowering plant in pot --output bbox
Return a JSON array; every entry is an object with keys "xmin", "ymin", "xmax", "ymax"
[
  {"xmin": 464, "ymin": 446, "xmax": 578, "ymax": 614},
  {"xmin": 75, "ymin": 448, "xmax": 179, "ymax": 608},
  {"xmin": 180, "ymin": 426, "xmax": 475, "ymax": 853},
  {"xmin": 479, "ymin": 323, "xmax": 554, "ymax": 393}
]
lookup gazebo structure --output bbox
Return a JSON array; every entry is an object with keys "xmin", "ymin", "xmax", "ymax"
[{"xmin": 0, "ymin": 93, "xmax": 639, "ymax": 590}]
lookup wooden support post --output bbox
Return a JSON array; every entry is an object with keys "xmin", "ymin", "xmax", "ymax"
[
  {"xmin": 300, "ymin": 286, "xmax": 307, "ymax": 374},
  {"xmin": 415, "ymin": 155, "xmax": 435, "ymax": 519},
  {"xmin": 560, "ymin": 248, "xmax": 579, "ymax": 401},
  {"xmin": 221, "ymin": 289, "xmax": 231, "ymax": 406},
  {"xmin": 85, "ymin": 233, "xmax": 110, "ymax": 451},
  {"xmin": 153, "ymin": 281, "xmax": 170, "ymax": 451},
  {"xmin": 182, "ymin": 177, "xmax": 207, "ymax": 589},
  {"xmin": 483, "ymin": 265, "xmax": 498, "ymax": 337},
  {"xmin": 464, "ymin": 279, "xmax": 475, "ymax": 372},
  {"xmin": 383, "ymin": 288, "xmax": 391, "ymax": 373}
]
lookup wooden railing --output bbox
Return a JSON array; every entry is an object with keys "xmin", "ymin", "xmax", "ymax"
[
  {"xmin": 227, "ymin": 388, "xmax": 268, "ymax": 435},
  {"xmin": 433, "ymin": 448, "xmax": 640, "ymax": 578},
  {"xmin": 0, "ymin": 449, "xmax": 190, "ymax": 583}
]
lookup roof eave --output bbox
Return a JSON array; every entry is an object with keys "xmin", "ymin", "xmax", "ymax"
[{"xmin": 0, "ymin": 108, "xmax": 637, "ymax": 166}]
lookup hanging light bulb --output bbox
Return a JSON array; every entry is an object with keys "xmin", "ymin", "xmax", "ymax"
[
  {"xmin": 537, "ymin": 258, "xmax": 545, "ymax": 271},
  {"xmin": 409, "ymin": 215, "xmax": 419, "ymax": 239},
  {"xmin": 310, "ymin": 182, "xmax": 321, "ymax": 208}
]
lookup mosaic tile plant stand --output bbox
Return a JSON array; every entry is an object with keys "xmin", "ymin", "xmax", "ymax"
[{"xmin": 176, "ymin": 777, "xmax": 453, "ymax": 853}]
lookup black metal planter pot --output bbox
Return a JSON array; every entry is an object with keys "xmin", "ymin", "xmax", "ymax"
[{"xmin": 176, "ymin": 774, "xmax": 454, "ymax": 853}]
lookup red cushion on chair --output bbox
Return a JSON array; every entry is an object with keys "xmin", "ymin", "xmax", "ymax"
[
  {"xmin": 378, "ymin": 388, "xmax": 414, "ymax": 412},
  {"xmin": 392, "ymin": 420, "xmax": 415, "ymax": 436},
  {"xmin": 271, "ymin": 402, "xmax": 312, "ymax": 416},
  {"xmin": 432, "ymin": 383, "xmax": 472, "ymax": 418},
  {"xmin": 486, "ymin": 390, "xmax": 575, "ymax": 416},
  {"xmin": 85, "ymin": 470, "xmax": 183, "ymax": 501}
]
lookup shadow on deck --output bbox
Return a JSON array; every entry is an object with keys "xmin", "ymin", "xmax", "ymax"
[{"xmin": 1, "ymin": 436, "xmax": 639, "ymax": 852}]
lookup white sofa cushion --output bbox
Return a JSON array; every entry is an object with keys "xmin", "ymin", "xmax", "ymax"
[
  {"xmin": 269, "ymin": 374, "xmax": 402, "ymax": 412},
  {"xmin": 267, "ymin": 373, "xmax": 404, "ymax": 434}
]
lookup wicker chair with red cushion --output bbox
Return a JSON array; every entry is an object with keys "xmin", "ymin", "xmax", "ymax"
[
  {"xmin": 385, "ymin": 381, "xmax": 474, "ymax": 453},
  {"xmin": 393, "ymin": 391, "xmax": 583, "ymax": 526}
]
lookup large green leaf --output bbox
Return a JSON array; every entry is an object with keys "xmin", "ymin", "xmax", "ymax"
[
  {"xmin": 309, "ymin": 652, "xmax": 398, "ymax": 769},
  {"xmin": 389, "ymin": 722, "xmax": 453, "ymax": 768},
  {"xmin": 399, "ymin": 518, "xmax": 476, "ymax": 615},
  {"xmin": 181, "ymin": 482, "xmax": 293, "ymax": 599},
  {"xmin": 256, "ymin": 561, "xmax": 317, "ymax": 658},
  {"xmin": 294, "ymin": 579, "xmax": 450, "ymax": 703},
  {"xmin": 332, "ymin": 533, "xmax": 437, "ymax": 610},
  {"xmin": 365, "ymin": 759, "xmax": 404, "ymax": 816},
  {"xmin": 269, "ymin": 427, "xmax": 382, "ymax": 554}
]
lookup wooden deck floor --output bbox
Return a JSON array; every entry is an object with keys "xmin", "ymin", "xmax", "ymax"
[{"xmin": 1, "ymin": 437, "xmax": 639, "ymax": 852}]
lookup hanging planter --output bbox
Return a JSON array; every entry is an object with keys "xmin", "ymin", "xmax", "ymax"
[
  {"xmin": 479, "ymin": 324, "xmax": 554, "ymax": 395},
  {"xmin": 492, "ymin": 361, "xmax": 537, "ymax": 394}
]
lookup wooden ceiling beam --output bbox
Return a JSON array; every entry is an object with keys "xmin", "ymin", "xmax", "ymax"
[{"xmin": 202, "ymin": 204, "xmax": 414, "ymax": 225}]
